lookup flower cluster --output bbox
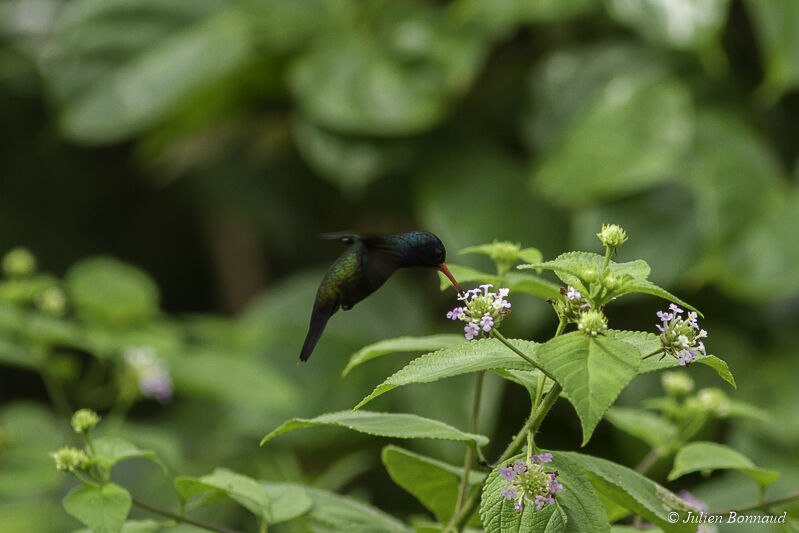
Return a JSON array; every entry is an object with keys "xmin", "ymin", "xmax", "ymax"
[
  {"xmin": 577, "ymin": 309, "xmax": 608, "ymax": 337},
  {"xmin": 596, "ymin": 224, "xmax": 628, "ymax": 249},
  {"xmin": 124, "ymin": 347, "xmax": 173, "ymax": 403},
  {"xmin": 446, "ymin": 284, "xmax": 511, "ymax": 340},
  {"xmin": 551, "ymin": 285, "xmax": 591, "ymax": 323},
  {"xmin": 51, "ymin": 446, "xmax": 90, "ymax": 472},
  {"xmin": 656, "ymin": 304, "xmax": 707, "ymax": 366},
  {"xmin": 70, "ymin": 409, "xmax": 100, "ymax": 434},
  {"xmin": 499, "ymin": 453, "xmax": 563, "ymax": 513}
]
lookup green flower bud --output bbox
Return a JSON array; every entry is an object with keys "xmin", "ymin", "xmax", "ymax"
[
  {"xmin": 581, "ymin": 267, "xmax": 598, "ymax": 283},
  {"xmin": 577, "ymin": 309, "xmax": 608, "ymax": 337},
  {"xmin": 596, "ymin": 224, "xmax": 628, "ymax": 249},
  {"xmin": 661, "ymin": 371, "xmax": 694, "ymax": 396},
  {"xmin": 696, "ymin": 388, "xmax": 729, "ymax": 416},
  {"xmin": 71, "ymin": 409, "xmax": 100, "ymax": 434},
  {"xmin": 51, "ymin": 446, "xmax": 90, "ymax": 472},
  {"xmin": 36, "ymin": 287, "xmax": 67, "ymax": 316},
  {"xmin": 2, "ymin": 247, "xmax": 36, "ymax": 278},
  {"xmin": 602, "ymin": 271, "xmax": 619, "ymax": 291}
]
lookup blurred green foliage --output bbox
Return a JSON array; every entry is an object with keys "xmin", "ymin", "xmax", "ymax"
[{"xmin": 2, "ymin": 0, "xmax": 799, "ymax": 531}]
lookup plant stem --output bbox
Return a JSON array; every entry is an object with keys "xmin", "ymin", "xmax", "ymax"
[
  {"xmin": 634, "ymin": 447, "xmax": 663, "ymax": 474},
  {"xmin": 491, "ymin": 330, "xmax": 554, "ymax": 380},
  {"xmin": 709, "ymin": 490, "xmax": 799, "ymax": 516},
  {"xmin": 132, "ymin": 497, "xmax": 242, "ymax": 533},
  {"xmin": 454, "ymin": 371, "xmax": 485, "ymax": 516},
  {"xmin": 640, "ymin": 347, "xmax": 663, "ymax": 360},
  {"xmin": 602, "ymin": 246, "xmax": 613, "ymax": 272}
]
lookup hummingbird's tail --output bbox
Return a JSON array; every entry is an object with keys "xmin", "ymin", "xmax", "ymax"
[{"xmin": 299, "ymin": 300, "xmax": 336, "ymax": 362}]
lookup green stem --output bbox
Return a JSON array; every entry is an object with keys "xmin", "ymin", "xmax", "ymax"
[
  {"xmin": 131, "ymin": 498, "xmax": 242, "ymax": 533},
  {"xmin": 602, "ymin": 246, "xmax": 613, "ymax": 272},
  {"xmin": 709, "ymin": 490, "xmax": 799, "ymax": 516},
  {"xmin": 634, "ymin": 447, "xmax": 663, "ymax": 475},
  {"xmin": 454, "ymin": 372, "xmax": 485, "ymax": 516},
  {"xmin": 491, "ymin": 330, "xmax": 554, "ymax": 380},
  {"xmin": 641, "ymin": 348, "xmax": 664, "ymax": 360}
]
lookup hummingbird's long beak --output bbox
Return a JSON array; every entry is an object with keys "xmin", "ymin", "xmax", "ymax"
[{"xmin": 437, "ymin": 263, "xmax": 463, "ymax": 295}]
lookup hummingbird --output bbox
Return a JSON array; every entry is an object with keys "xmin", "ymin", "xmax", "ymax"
[{"xmin": 299, "ymin": 231, "xmax": 462, "ymax": 362}]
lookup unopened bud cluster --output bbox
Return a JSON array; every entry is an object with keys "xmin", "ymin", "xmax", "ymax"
[
  {"xmin": 661, "ymin": 371, "xmax": 694, "ymax": 396},
  {"xmin": 71, "ymin": 409, "xmax": 100, "ymax": 434},
  {"xmin": 596, "ymin": 224, "xmax": 628, "ymax": 249},
  {"xmin": 51, "ymin": 447, "xmax": 90, "ymax": 472},
  {"xmin": 447, "ymin": 284, "xmax": 511, "ymax": 340}
]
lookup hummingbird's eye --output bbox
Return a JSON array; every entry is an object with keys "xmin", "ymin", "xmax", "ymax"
[{"xmin": 434, "ymin": 248, "xmax": 445, "ymax": 262}]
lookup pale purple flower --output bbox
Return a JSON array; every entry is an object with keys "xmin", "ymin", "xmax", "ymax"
[
  {"xmin": 124, "ymin": 347, "xmax": 173, "ymax": 404},
  {"xmin": 501, "ymin": 486, "xmax": 518, "ymax": 500},
  {"xmin": 498, "ymin": 288, "xmax": 510, "ymax": 298},
  {"xmin": 514, "ymin": 501, "xmax": 523, "ymax": 512},
  {"xmin": 657, "ymin": 310, "xmax": 673, "ymax": 322},
  {"xmin": 549, "ymin": 473, "xmax": 563, "ymax": 493},
  {"xmin": 566, "ymin": 286, "xmax": 581, "ymax": 301},
  {"xmin": 447, "ymin": 307, "xmax": 465, "ymax": 320},
  {"xmin": 480, "ymin": 314, "xmax": 494, "ymax": 332},
  {"xmin": 531, "ymin": 453, "xmax": 553, "ymax": 463},
  {"xmin": 534, "ymin": 494, "xmax": 555, "ymax": 510},
  {"xmin": 669, "ymin": 303, "xmax": 684, "ymax": 314},
  {"xmin": 499, "ymin": 465, "xmax": 516, "ymax": 481},
  {"xmin": 464, "ymin": 322, "xmax": 480, "ymax": 341},
  {"xmin": 512, "ymin": 459, "xmax": 527, "ymax": 474}
]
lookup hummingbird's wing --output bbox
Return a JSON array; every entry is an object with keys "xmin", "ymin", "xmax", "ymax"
[{"xmin": 360, "ymin": 236, "xmax": 403, "ymax": 291}]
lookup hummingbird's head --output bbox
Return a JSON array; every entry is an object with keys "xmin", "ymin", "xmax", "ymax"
[{"xmin": 400, "ymin": 231, "xmax": 461, "ymax": 294}]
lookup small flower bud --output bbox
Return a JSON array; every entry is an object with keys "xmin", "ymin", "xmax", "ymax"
[
  {"xmin": 2, "ymin": 247, "xmax": 36, "ymax": 278},
  {"xmin": 581, "ymin": 267, "xmax": 598, "ymax": 283},
  {"xmin": 577, "ymin": 309, "xmax": 608, "ymax": 337},
  {"xmin": 661, "ymin": 371, "xmax": 694, "ymax": 396},
  {"xmin": 71, "ymin": 409, "xmax": 100, "ymax": 434},
  {"xmin": 601, "ymin": 271, "xmax": 619, "ymax": 291},
  {"xmin": 36, "ymin": 287, "xmax": 67, "ymax": 316},
  {"xmin": 596, "ymin": 224, "xmax": 628, "ymax": 249},
  {"xmin": 696, "ymin": 388, "xmax": 729, "ymax": 416},
  {"xmin": 51, "ymin": 446, "xmax": 90, "ymax": 472}
]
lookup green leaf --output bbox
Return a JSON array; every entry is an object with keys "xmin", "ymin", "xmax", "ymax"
[
  {"xmin": 45, "ymin": 2, "xmax": 253, "ymax": 143},
  {"xmin": 563, "ymin": 452, "xmax": 698, "ymax": 533},
  {"xmin": 604, "ymin": 0, "xmax": 729, "ymax": 50},
  {"xmin": 745, "ymin": 0, "xmax": 799, "ymax": 96},
  {"xmin": 480, "ymin": 452, "xmax": 608, "ymax": 533},
  {"xmin": 343, "ymin": 335, "xmax": 466, "ymax": 377},
  {"xmin": 65, "ymin": 257, "xmax": 159, "ymax": 326},
  {"xmin": 261, "ymin": 411, "xmax": 488, "ymax": 449},
  {"xmin": 92, "ymin": 436, "xmax": 164, "ymax": 473},
  {"xmin": 260, "ymin": 482, "xmax": 313, "ymax": 524},
  {"xmin": 456, "ymin": 0, "xmax": 598, "ymax": 39},
  {"xmin": 302, "ymin": 485, "xmax": 411, "ymax": 532},
  {"xmin": 493, "ymin": 368, "xmax": 554, "ymax": 400},
  {"xmin": 174, "ymin": 468, "xmax": 270, "ymax": 522},
  {"xmin": 519, "ymin": 251, "xmax": 650, "ymax": 290},
  {"xmin": 609, "ymin": 330, "xmax": 735, "ymax": 388},
  {"xmin": 613, "ymin": 279, "xmax": 700, "ymax": 316},
  {"xmin": 289, "ymin": 3, "xmax": 485, "ymax": 135},
  {"xmin": 536, "ymin": 332, "xmax": 640, "ymax": 445},
  {"xmin": 63, "ymin": 483, "xmax": 132, "ymax": 533},
  {"xmin": 504, "ymin": 272, "xmax": 562, "ymax": 300},
  {"xmin": 604, "ymin": 407, "xmax": 679, "ymax": 450},
  {"xmin": 669, "ymin": 442, "xmax": 780, "ymax": 490},
  {"xmin": 531, "ymin": 76, "xmax": 692, "ymax": 206},
  {"xmin": 353, "ymin": 337, "xmax": 540, "ymax": 409},
  {"xmin": 74, "ymin": 520, "xmax": 168, "ymax": 533},
  {"xmin": 382, "ymin": 445, "xmax": 483, "ymax": 524}
]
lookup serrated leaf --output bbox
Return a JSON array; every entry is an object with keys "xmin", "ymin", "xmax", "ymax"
[
  {"xmin": 93, "ymin": 436, "xmax": 164, "ymax": 473},
  {"xmin": 604, "ymin": 407, "xmax": 679, "ymax": 450},
  {"xmin": 480, "ymin": 452, "xmax": 608, "ymax": 533},
  {"xmin": 261, "ymin": 482, "xmax": 313, "ymax": 524},
  {"xmin": 63, "ymin": 483, "xmax": 131, "ymax": 533},
  {"xmin": 353, "ymin": 338, "xmax": 540, "ymax": 410},
  {"xmin": 343, "ymin": 335, "xmax": 466, "ymax": 377},
  {"xmin": 174, "ymin": 468, "xmax": 270, "ymax": 522},
  {"xmin": 536, "ymin": 332, "xmax": 640, "ymax": 445},
  {"xmin": 563, "ymin": 452, "xmax": 698, "ymax": 533},
  {"xmin": 302, "ymin": 485, "xmax": 411, "ymax": 532},
  {"xmin": 519, "ymin": 251, "xmax": 650, "ymax": 288},
  {"xmin": 669, "ymin": 442, "xmax": 779, "ymax": 490},
  {"xmin": 382, "ymin": 445, "xmax": 483, "ymax": 524},
  {"xmin": 261, "ymin": 411, "xmax": 488, "ymax": 449},
  {"xmin": 613, "ymin": 279, "xmax": 701, "ymax": 316}
]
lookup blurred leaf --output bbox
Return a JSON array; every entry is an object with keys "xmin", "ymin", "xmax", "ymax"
[
  {"xmin": 92, "ymin": 436, "xmax": 164, "ymax": 473},
  {"xmin": 605, "ymin": 406, "xmax": 679, "ymax": 450},
  {"xmin": 604, "ymin": 0, "xmax": 729, "ymax": 50},
  {"xmin": 171, "ymin": 351, "xmax": 298, "ymax": 412},
  {"xmin": 302, "ymin": 485, "xmax": 411, "ymax": 532},
  {"xmin": 745, "ymin": 0, "xmax": 799, "ymax": 97},
  {"xmin": 536, "ymin": 333, "xmax": 640, "ymax": 445},
  {"xmin": 65, "ymin": 257, "xmax": 159, "ymax": 327},
  {"xmin": 62, "ymin": 483, "xmax": 131, "ymax": 533},
  {"xmin": 563, "ymin": 451, "xmax": 697, "ymax": 533},
  {"xmin": 291, "ymin": 114, "xmax": 413, "ymax": 194},
  {"xmin": 74, "ymin": 520, "xmax": 169, "ymax": 533},
  {"xmin": 261, "ymin": 482, "xmax": 313, "ymax": 524},
  {"xmin": 480, "ymin": 452, "xmax": 608, "ymax": 533},
  {"xmin": 290, "ymin": 1, "xmax": 485, "ymax": 136},
  {"xmin": 44, "ymin": 1, "xmax": 253, "ymax": 143},
  {"xmin": 382, "ymin": 445, "xmax": 482, "ymax": 524},
  {"xmin": 0, "ymin": 500, "xmax": 74, "ymax": 533},
  {"xmin": 454, "ymin": 0, "xmax": 598, "ymax": 40},
  {"xmin": 343, "ymin": 334, "xmax": 466, "ymax": 376},
  {"xmin": 0, "ymin": 402, "xmax": 63, "ymax": 495},
  {"xmin": 353, "ymin": 337, "xmax": 538, "ymax": 410},
  {"xmin": 261, "ymin": 411, "xmax": 489, "ymax": 449},
  {"xmin": 669, "ymin": 442, "xmax": 780, "ymax": 490},
  {"xmin": 175, "ymin": 468, "xmax": 270, "ymax": 522},
  {"xmin": 716, "ymin": 189, "xmax": 799, "ymax": 302}
]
